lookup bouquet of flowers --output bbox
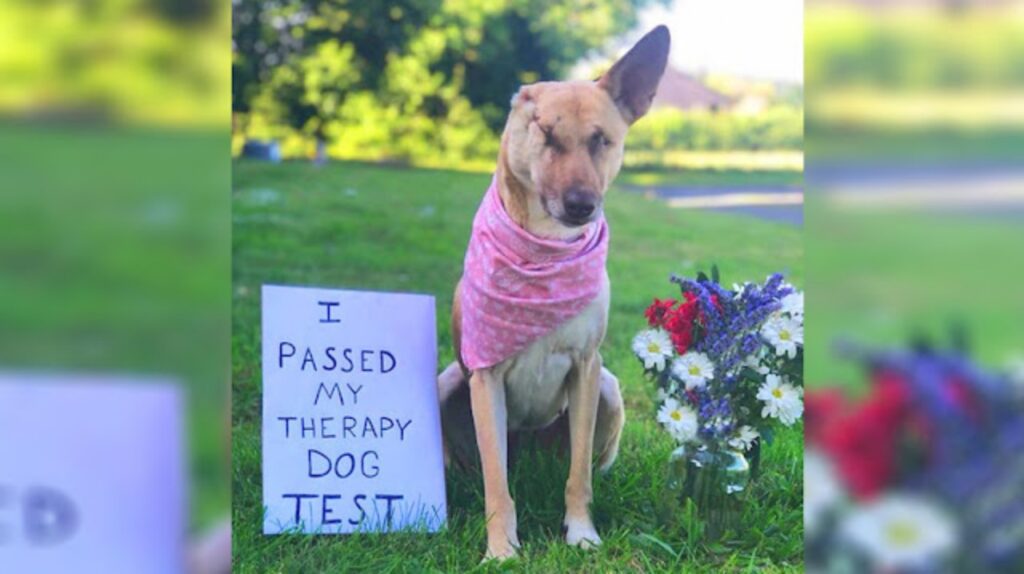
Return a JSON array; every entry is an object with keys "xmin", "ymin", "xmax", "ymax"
[
  {"xmin": 632, "ymin": 267, "xmax": 804, "ymax": 536},
  {"xmin": 805, "ymin": 339, "xmax": 1024, "ymax": 573},
  {"xmin": 633, "ymin": 268, "xmax": 804, "ymax": 456}
]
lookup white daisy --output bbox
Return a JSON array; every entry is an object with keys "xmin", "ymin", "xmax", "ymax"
[
  {"xmin": 632, "ymin": 329, "xmax": 673, "ymax": 371},
  {"xmin": 757, "ymin": 374, "xmax": 803, "ymax": 426},
  {"xmin": 761, "ymin": 315, "xmax": 803, "ymax": 359},
  {"xmin": 656, "ymin": 398, "xmax": 699, "ymax": 444},
  {"xmin": 670, "ymin": 351, "xmax": 715, "ymax": 390},
  {"xmin": 838, "ymin": 493, "xmax": 958, "ymax": 571},
  {"xmin": 741, "ymin": 351, "xmax": 771, "ymax": 375},
  {"xmin": 727, "ymin": 425, "xmax": 759, "ymax": 451},
  {"xmin": 780, "ymin": 291, "xmax": 804, "ymax": 318},
  {"xmin": 1007, "ymin": 356, "xmax": 1024, "ymax": 399},
  {"xmin": 731, "ymin": 281, "xmax": 752, "ymax": 299},
  {"xmin": 704, "ymin": 415, "xmax": 733, "ymax": 436},
  {"xmin": 655, "ymin": 382, "xmax": 679, "ymax": 403},
  {"xmin": 804, "ymin": 449, "xmax": 844, "ymax": 535}
]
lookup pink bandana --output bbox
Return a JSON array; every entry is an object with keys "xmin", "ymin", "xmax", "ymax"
[{"xmin": 459, "ymin": 177, "xmax": 609, "ymax": 371}]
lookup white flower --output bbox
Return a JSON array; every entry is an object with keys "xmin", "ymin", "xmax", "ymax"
[
  {"xmin": 731, "ymin": 282, "xmax": 751, "ymax": 299},
  {"xmin": 741, "ymin": 351, "xmax": 771, "ymax": 375},
  {"xmin": 804, "ymin": 449, "xmax": 844, "ymax": 535},
  {"xmin": 727, "ymin": 425, "xmax": 759, "ymax": 451},
  {"xmin": 780, "ymin": 291, "xmax": 804, "ymax": 318},
  {"xmin": 838, "ymin": 493, "xmax": 958, "ymax": 571},
  {"xmin": 654, "ymin": 383, "xmax": 678, "ymax": 403},
  {"xmin": 670, "ymin": 351, "xmax": 715, "ymax": 390},
  {"xmin": 656, "ymin": 398, "xmax": 699, "ymax": 444},
  {"xmin": 705, "ymin": 416, "xmax": 733, "ymax": 435},
  {"xmin": 1007, "ymin": 356, "xmax": 1024, "ymax": 399},
  {"xmin": 632, "ymin": 329, "xmax": 673, "ymax": 371},
  {"xmin": 761, "ymin": 315, "xmax": 803, "ymax": 359},
  {"xmin": 757, "ymin": 374, "xmax": 803, "ymax": 425}
]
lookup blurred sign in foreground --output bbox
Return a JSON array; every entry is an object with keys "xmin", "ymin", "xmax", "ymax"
[
  {"xmin": 261, "ymin": 285, "xmax": 445, "ymax": 534},
  {"xmin": 0, "ymin": 374, "xmax": 184, "ymax": 573}
]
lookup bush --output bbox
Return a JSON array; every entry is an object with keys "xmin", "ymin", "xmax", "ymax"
[
  {"xmin": 238, "ymin": 104, "xmax": 803, "ymax": 170},
  {"xmin": 627, "ymin": 107, "xmax": 804, "ymax": 154}
]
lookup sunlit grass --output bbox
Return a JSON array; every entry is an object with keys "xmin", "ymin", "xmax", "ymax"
[
  {"xmin": 624, "ymin": 150, "xmax": 804, "ymax": 172},
  {"xmin": 805, "ymin": 196, "xmax": 1024, "ymax": 390},
  {"xmin": 0, "ymin": 123, "xmax": 230, "ymax": 529},
  {"xmin": 232, "ymin": 160, "xmax": 804, "ymax": 572}
]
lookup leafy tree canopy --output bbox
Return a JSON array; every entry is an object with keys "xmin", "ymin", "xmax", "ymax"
[{"xmin": 233, "ymin": 0, "xmax": 666, "ymax": 162}]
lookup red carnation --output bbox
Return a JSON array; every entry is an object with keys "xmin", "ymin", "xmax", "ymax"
[
  {"xmin": 804, "ymin": 387, "xmax": 849, "ymax": 445},
  {"xmin": 644, "ymin": 298, "xmax": 676, "ymax": 328},
  {"xmin": 664, "ymin": 293, "xmax": 699, "ymax": 354},
  {"xmin": 669, "ymin": 328, "xmax": 693, "ymax": 355},
  {"xmin": 815, "ymin": 374, "xmax": 910, "ymax": 499}
]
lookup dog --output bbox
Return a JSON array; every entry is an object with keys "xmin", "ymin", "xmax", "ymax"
[{"xmin": 437, "ymin": 26, "xmax": 670, "ymax": 560}]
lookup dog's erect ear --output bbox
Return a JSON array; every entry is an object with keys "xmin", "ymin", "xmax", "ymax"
[
  {"xmin": 597, "ymin": 25, "xmax": 670, "ymax": 124},
  {"xmin": 510, "ymin": 85, "xmax": 536, "ymax": 113}
]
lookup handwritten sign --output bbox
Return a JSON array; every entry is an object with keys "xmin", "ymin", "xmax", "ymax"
[
  {"xmin": 261, "ymin": 285, "xmax": 446, "ymax": 534},
  {"xmin": 0, "ymin": 374, "xmax": 184, "ymax": 573}
]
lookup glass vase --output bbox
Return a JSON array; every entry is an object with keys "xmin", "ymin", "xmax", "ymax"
[{"xmin": 667, "ymin": 445, "xmax": 751, "ymax": 539}]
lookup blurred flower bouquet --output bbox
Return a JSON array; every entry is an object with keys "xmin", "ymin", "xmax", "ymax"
[
  {"xmin": 805, "ymin": 340, "xmax": 1024, "ymax": 573},
  {"xmin": 632, "ymin": 267, "xmax": 803, "ymax": 537}
]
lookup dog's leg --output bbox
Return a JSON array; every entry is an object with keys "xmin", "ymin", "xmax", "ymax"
[
  {"xmin": 439, "ymin": 363, "xmax": 480, "ymax": 470},
  {"xmin": 438, "ymin": 361, "xmax": 464, "ymax": 404},
  {"xmin": 594, "ymin": 366, "xmax": 625, "ymax": 473},
  {"xmin": 563, "ymin": 353, "xmax": 603, "ymax": 549},
  {"xmin": 469, "ymin": 369, "xmax": 519, "ymax": 560},
  {"xmin": 438, "ymin": 361, "xmax": 464, "ymax": 468}
]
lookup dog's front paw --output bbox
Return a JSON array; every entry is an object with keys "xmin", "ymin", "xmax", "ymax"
[
  {"xmin": 483, "ymin": 541, "xmax": 519, "ymax": 562},
  {"xmin": 564, "ymin": 517, "xmax": 602, "ymax": 550}
]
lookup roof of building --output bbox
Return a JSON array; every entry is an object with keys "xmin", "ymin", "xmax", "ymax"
[{"xmin": 652, "ymin": 67, "xmax": 734, "ymax": 111}]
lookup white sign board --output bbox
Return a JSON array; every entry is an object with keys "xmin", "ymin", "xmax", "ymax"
[
  {"xmin": 261, "ymin": 285, "xmax": 446, "ymax": 534},
  {"xmin": 0, "ymin": 374, "xmax": 184, "ymax": 574}
]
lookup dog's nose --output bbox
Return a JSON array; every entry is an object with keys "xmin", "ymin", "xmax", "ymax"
[{"xmin": 563, "ymin": 188, "xmax": 597, "ymax": 221}]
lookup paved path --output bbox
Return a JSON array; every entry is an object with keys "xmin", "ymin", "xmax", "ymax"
[
  {"xmin": 621, "ymin": 184, "xmax": 804, "ymax": 226},
  {"xmin": 624, "ymin": 161, "xmax": 1024, "ymax": 226},
  {"xmin": 808, "ymin": 161, "xmax": 1024, "ymax": 216}
]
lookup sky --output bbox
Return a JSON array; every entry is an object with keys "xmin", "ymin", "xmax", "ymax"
[{"xmin": 633, "ymin": 0, "xmax": 804, "ymax": 84}]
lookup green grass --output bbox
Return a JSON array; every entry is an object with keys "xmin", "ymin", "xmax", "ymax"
[
  {"xmin": 806, "ymin": 196, "xmax": 1024, "ymax": 390},
  {"xmin": 618, "ymin": 168, "xmax": 803, "ymax": 189},
  {"xmin": 0, "ymin": 123, "xmax": 230, "ymax": 529},
  {"xmin": 807, "ymin": 126, "xmax": 1024, "ymax": 163},
  {"xmin": 232, "ymin": 160, "xmax": 804, "ymax": 572}
]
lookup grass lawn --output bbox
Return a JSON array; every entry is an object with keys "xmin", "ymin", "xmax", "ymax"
[
  {"xmin": 0, "ymin": 123, "xmax": 230, "ymax": 529},
  {"xmin": 807, "ymin": 126, "xmax": 1024, "ymax": 164},
  {"xmin": 618, "ymin": 168, "xmax": 803, "ymax": 189},
  {"xmin": 806, "ymin": 196, "xmax": 1024, "ymax": 389},
  {"xmin": 232, "ymin": 160, "xmax": 804, "ymax": 572}
]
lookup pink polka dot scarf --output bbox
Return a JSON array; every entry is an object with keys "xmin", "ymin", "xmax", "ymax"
[{"xmin": 459, "ymin": 176, "xmax": 609, "ymax": 370}]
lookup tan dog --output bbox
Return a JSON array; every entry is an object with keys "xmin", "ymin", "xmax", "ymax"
[{"xmin": 438, "ymin": 26, "xmax": 670, "ymax": 560}]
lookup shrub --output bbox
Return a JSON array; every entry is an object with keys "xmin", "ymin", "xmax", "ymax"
[{"xmin": 627, "ymin": 106, "xmax": 804, "ymax": 154}]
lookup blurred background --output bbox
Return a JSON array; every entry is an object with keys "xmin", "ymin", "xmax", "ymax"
[
  {"xmin": 0, "ymin": 0, "xmax": 231, "ymax": 570},
  {"xmin": 805, "ymin": 0, "xmax": 1024, "ymax": 571},
  {"xmin": 231, "ymin": 0, "xmax": 804, "ymax": 224}
]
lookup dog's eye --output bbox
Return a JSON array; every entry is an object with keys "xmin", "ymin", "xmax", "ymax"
[
  {"xmin": 541, "ymin": 126, "xmax": 556, "ymax": 147},
  {"xmin": 589, "ymin": 131, "xmax": 612, "ymax": 154},
  {"xmin": 539, "ymin": 125, "xmax": 563, "ymax": 152}
]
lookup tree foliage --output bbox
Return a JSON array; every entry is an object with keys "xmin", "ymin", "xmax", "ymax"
[
  {"xmin": 233, "ymin": 0, "xmax": 665, "ymax": 164},
  {"xmin": 806, "ymin": 7, "xmax": 1024, "ymax": 91},
  {"xmin": 627, "ymin": 107, "xmax": 804, "ymax": 155}
]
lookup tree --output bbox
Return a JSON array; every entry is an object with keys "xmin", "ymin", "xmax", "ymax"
[{"xmin": 233, "ymin": 0, "xmax": 667, "ymax": 164}]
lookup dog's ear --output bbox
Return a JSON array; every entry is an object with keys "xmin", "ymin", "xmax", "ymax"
[
  {"xmin": 597, "ymin": 25, "xmax": 670, "ymax": 124},
  {"xmin": 510, "ymin": 85, "xmax": 536, "ymax": 113}
]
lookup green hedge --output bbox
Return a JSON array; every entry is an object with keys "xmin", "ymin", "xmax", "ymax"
[
  {"xmin": 238, "ymin": 104, "xmax": 803, "ymax": 170},
  {"xmin": 626, "ymin": 106, "xmax": 803, "ymax": 154}
]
